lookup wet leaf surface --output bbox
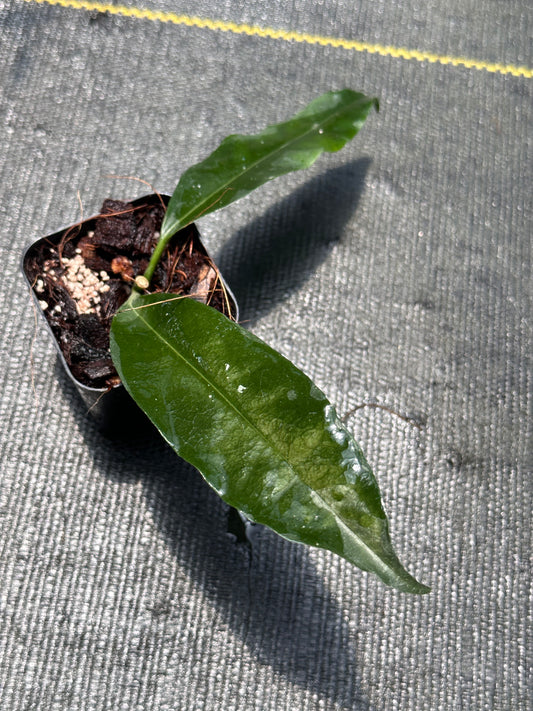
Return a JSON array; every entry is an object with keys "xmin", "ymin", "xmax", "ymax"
[
  {"xmin": 160, "ymin": 89, "xmax": 378, "ymax": 242},
  {"xmin": 111, "ymin": 294, "xmax": 429, "ymax": 593}
]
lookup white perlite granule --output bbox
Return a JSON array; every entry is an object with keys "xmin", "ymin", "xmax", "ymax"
[{"xmin": 60, "ymin": 254, "xmax": 110, "ymax": 314}]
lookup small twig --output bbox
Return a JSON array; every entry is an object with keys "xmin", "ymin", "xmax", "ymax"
[
  {"xmin": 57, "ymin": 200, "xmax": 145, "ymax": 264},
  {"xmin": 206, "ymin": 275, "xmax": 217, "ymax": 308},
  {"xmin": 205, "ymin": 255, "xmax": 236, "ymax": 321},
  {"xmin": 163, "ymin": 241, "xmax": 189, "ymax": 291},
  {"xmin": 58, "ymin": 191, "xmax": 85, "ymax": 265},
  {"xmin": 86, "ymin": 387, "xmax": 110, "ymax": 414},
  {"xmin": 120, "ymin": 292, "xmax": 211, "ymax": 312},
  {"xmin": 105, "ymin": 174, "xmax": 166, "ymax": 210}
]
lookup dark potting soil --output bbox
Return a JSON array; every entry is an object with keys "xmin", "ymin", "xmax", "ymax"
[{"xmin": 25, "ymin": 197, "xmax": 234, "ymax": 390}]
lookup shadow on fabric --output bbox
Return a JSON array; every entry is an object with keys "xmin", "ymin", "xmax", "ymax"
[
  {"xmin": 53, "ymin": 160, "xmax": 374, "ymax": 709},
  {"xmin": 67, "ymin": 408, "xmax": 372, "ymax": 711},
  {"xmin": 216, "ymin": 158, "xmax": 371, "ymax": 324},
  {"xmin": 144, "ymin": 455, "xmax": 372, "ymax": 711}
]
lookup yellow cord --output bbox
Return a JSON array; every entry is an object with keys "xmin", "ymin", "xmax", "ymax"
[{"xmin": 25, "ymin": 0, "xmax": 533, "ymax": 79}]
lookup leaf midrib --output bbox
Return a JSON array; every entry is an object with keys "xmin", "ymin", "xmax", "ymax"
[
  {"xmin": 126, "ymin": 299, "xmax": 397, "ymax": 579},
  {"xmin": 163, "ymin": 93, "xmax": 367, "ymax": 237}
]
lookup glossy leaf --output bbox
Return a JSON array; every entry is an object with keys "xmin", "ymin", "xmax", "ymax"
[
  {"xmin": 160, "ymin": 89, "xmax": 378, "ymax": 242},
  {"xmin": 110, "ymin": 294, "xmax": 429, "ymax": 594}
]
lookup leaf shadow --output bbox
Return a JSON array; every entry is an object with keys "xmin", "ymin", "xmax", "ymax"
[
  {"xmin": 216, "ymin": 158, "xmax": 371, "ymax": 324},
  {"xmin": 51, "ymin": 163, "xmax": 375, "ymax": 708},
  {"xmin": 121, "ymin": 448, "xmax": 372, "ymax": 710},
  {"xmin": 57, "ymin": 366, "xmax": 372, "ymax": 710}
]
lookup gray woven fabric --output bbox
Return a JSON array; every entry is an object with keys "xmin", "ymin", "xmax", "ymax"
[{"xmin": 0, "ymin": 1, "xmax": 531, "ymax": 709}]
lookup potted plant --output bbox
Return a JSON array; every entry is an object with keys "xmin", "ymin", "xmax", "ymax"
[
  {"xmin": 23, "ymin": 192, "xmax": 238, "ymax": 434},
  {"xmin": 24, "ymin": 89, "xmax": 430, "ymax": 594}
]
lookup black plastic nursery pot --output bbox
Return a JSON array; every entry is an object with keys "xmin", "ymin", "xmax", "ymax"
[{"xmin": 23, "ymin": 193, "xmax": 238, "ymax": 436}]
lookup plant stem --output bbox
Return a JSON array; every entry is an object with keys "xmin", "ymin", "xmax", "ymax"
[{"xmin": 142, "ymin": 229, "xmax": 174, "ymax": 286}]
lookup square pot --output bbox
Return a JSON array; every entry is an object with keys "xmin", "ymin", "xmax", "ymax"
[{"xmin": 22, "ymin": 193, "xmax": 238, "ymax": 436}]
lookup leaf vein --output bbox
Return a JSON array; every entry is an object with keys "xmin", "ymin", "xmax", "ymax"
[
  {"xmin": 126, "ymin": 298, "xmax": 394, "ymax": 573},
  {"xmin": 163, "ymin": 93, "xmax": 371, "ymax": 237}
]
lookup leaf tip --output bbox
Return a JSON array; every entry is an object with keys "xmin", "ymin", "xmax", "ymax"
[
  {"xmin": 406, "ymin": 580, "xmax": 431, "ymax": 595},
  {"xmin": 390, "ymin": 570, "xmax": 431, "ymax": 595}
]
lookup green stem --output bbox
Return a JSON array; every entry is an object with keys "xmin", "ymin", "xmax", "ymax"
[{"xmin": 142, "ymin": 228, "xmax": 176, "ymax": 286}]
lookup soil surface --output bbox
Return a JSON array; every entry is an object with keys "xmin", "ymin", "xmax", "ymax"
[{"xmin": 24, "ymin": 196, "xmax": 234, "ymax": 389}]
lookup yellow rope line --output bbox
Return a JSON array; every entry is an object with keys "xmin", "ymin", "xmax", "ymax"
[{"xmin": 25, "ymin": 0, "xmax": 533, "ymax": 78}]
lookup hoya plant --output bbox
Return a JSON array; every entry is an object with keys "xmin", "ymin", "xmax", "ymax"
[{"xmin": 109, "ymin": 89, "xmax": 429, "ymax": 594}]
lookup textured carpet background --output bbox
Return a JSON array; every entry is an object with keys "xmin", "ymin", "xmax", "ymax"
[{"xmin": 0, "ymin": 1, "xmax": 531, "ymax": 709}]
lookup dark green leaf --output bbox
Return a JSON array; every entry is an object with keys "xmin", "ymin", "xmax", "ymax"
[
  {"xmin": 160, "ymin": 89, "xmax": 378, "ymax": 242},
  {"xmin": 110, "ymin": 294, "xmax": 429, "ymax": 594}
]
